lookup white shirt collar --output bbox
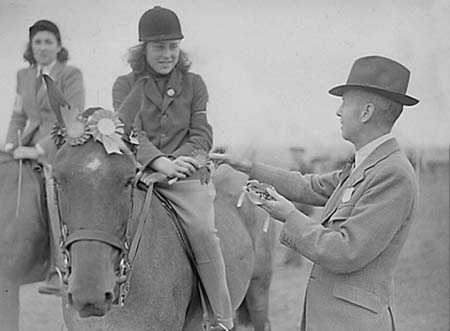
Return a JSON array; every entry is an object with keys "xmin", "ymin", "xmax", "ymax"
[
  {"xmin": 36, "ymin": 60, "xmax": 57, "ymax": 78},
  {"xmin": 355, "ymin": 133, "xmax": 394, "ymax": 169}
]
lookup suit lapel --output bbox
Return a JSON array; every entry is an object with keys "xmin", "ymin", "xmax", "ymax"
[
  {"xmin": 321, "ymin": 138, "xmax": 401, "ymax": 224},
  {"xmin": 161, "ymin": 69, "xmax": 183, "ymax": 113},
  {"xmin": 321, "ymin": 173, "xmax": 354, "ymax": 224}
]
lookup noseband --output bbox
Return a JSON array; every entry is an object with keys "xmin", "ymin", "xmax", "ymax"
[{"xmin": 44, "ymin": 164, "xmax": 153, "ymax": 306}]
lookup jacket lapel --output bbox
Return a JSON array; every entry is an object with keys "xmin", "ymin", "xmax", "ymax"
[
  {"xmin": 161, "ymin": 69, "xmax": 183, "ymax": 113},
  {"xmin": 321, "ymin": 138, "xmax": 401, "ymax": 224},
  {"xmin": 143, "ymin": 78, "xmax": 163, "ymax": 110},
  {"xmin": 49, "ymin": 61, "xmax": 64, "ymax": 80},
  {"xmin": 37, "ymin": 62, "xmax": 64, "ymax": 107}
]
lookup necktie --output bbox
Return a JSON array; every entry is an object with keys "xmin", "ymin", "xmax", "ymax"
[{"xmin": 338, "ymin": 154, "xmax": 355, "ymax": 187}]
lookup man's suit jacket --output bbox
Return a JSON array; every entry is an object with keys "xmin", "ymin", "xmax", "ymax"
[
  {"xmin": 250, "ymin": 138, "xmax": 418, "ymax": 331},
  {"xmin": 5, "ymin": 62, "xmax": 85, "ymax": 158}
]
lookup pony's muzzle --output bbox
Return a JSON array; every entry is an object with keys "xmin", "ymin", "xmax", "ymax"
[
  {"xmin": 67, "ymin": 290, "xmax": 114, "ymax": 317},
  {"xmin": 66, "ymin": 240, "xmax": 120, "ymax": 317}
]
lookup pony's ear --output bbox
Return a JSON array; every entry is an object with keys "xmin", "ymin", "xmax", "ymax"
[
  {"xmin": 117, "ymin": 79, "xmax": 146, "ymax": 135},
  {"xmin": 43, "ymin": 74, "xmax": 69, "ymax": 128}
]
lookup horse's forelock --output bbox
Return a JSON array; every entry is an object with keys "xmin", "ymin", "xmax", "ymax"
[{"xmin": 55, "ymin": 139, "xmax": 136, "ymax": 177}]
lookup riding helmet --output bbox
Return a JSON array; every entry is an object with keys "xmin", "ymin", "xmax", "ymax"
[{"xmin": 138, "ymin": 6, "xmax": 184, "ymax": 42}]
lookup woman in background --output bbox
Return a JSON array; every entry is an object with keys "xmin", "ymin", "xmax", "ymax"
[
  {"xmin": 3, "ymin": 19, "xmax": 85, "ymax": 295},
  {"xmin": 4, "ymin": 19, "xmax": 85, "ymax": 161}
]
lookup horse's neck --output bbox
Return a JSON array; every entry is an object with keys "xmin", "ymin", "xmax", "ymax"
[{"xmin": 130, "ymin": 188, "xmax": 174, "ymax": 239}]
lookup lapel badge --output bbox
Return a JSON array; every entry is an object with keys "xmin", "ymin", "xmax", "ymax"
[
  {"xmin": 166, "ymin": 88, "xmax": 175, "ymax": 97},
  {"xmin": 341, "ymin": 187, "xmax": 355, "ymax": 203}
]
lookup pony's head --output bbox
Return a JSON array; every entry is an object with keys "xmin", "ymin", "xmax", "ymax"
[{"xmin": 45, "ymin": 75, "xmax": 141, "ymax": 317}]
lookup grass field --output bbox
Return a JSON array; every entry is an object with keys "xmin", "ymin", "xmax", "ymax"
[{"xmin": 17, "ymin": 166, "xmax": 449, "ymax": 331}]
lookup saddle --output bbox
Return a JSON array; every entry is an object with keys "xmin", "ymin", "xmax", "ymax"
[{"xmin": 138, "ymin": 171, "xmax": 215, "ymax": 330}]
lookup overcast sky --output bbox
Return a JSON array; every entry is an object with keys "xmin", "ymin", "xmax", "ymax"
[{"xmin": 0, "ymin": 0, "xmax": 449, "ymax": 154}]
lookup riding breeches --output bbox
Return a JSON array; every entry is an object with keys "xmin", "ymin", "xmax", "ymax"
[{"xmin": 155, "ymin": 180, "xmax": 233, "ymax": 329}]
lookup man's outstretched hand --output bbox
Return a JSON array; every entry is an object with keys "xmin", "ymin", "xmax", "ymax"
[{"xmin": 209, "ymin": 147, "xmax": 254, "ymax": 173}]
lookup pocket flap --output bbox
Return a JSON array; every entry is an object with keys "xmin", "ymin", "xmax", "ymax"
[{"xmin": 333, "ymin": 283, "xmax": 381, "ymax": 314}]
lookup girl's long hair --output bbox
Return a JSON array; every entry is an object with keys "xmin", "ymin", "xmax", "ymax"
[{"xmin": 126, "ymin": 42, "xmax": 191, "ymax": 75}]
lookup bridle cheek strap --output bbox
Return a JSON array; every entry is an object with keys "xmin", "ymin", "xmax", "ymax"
[{"xmin": 65, "ymin": 229, "xmax": 125, "ymax": 251}]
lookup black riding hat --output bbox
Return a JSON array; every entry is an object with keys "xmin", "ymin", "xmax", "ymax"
[{"xmin": 138, "ymin": 6, "xmax": 184, "ymax": 42}]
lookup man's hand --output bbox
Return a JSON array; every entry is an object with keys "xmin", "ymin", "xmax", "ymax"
[
  {"xmin": 13, "ymin": 146, "xmax": 43, "ymax": 160},
  {"xmin": 259, "ymin": 187, "xmax": 296, "ymax": 222},
  {"xmin": 209, "ymin": 148, "xmax": 253, "ymax": 173}
]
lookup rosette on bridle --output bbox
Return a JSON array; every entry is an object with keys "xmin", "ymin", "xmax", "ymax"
[
  {"xmin": 60, "ymin": 105, "xmax": 91, "ymax": 146},
  {"xmin": 87, "ymin": 109, "xmax": 127, "ymax": 155},
  {"xmin": 43, "ymin": 73, "xmax": 130, "ymax": 155}
]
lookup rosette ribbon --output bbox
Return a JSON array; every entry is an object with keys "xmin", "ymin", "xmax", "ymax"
[{"xmin": 86, "ymin": 109, "xmax": 127, "ymax": 154}]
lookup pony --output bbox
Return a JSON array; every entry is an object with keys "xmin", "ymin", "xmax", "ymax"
[
  {"xmin": 0, "ymin": 152, "xmax": 49, "ymax": 331},
  {"xmin": 17, "ymin": 74, "xmax": 276, "ymax": 331}
]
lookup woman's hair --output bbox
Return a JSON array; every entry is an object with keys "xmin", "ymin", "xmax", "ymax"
[
  {"xmin": 126, "ymin": 42, "xmax": 191, "ymax": 75},
  {"xmin": 23, "ymin": 41, "xmax": 69, "ymax": 65}
]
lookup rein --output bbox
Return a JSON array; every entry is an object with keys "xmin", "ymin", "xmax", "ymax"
[{"xmin": 44, "ymin": 164, "xmax": 154, "ymax": 306}]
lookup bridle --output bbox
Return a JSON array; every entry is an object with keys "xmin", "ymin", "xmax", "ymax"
[{"xmin": 45, "ymin": 148, "xmax": 154, "ymax": 307}]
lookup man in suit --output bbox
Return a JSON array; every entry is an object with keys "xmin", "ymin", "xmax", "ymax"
[{"xmin": 211, "ymin": 55, "xmax": 419, "ymax": 330}]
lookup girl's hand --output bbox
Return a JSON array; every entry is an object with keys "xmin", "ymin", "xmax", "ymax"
[
  {"xmin": 209, "ymin": 148, "xmax": 253, "ymax": 173},
  {"xmin": 259, "ymin": 187, "xmax": 296, "ymax": 222},
  {"xmin": 13, "ymin": 146, "xmax": 43, "ymax": 160},
  {"xmin": 150, "ymin": 156, "xmax": 200, "ymax": 179}
]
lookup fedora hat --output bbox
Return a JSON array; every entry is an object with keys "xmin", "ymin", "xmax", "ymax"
[{"xmin": 329, "ymin": 55, "xmax": 419, "ymax": 106}]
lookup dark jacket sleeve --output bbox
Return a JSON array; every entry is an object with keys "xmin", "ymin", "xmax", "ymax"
[
  {"xmin": 115, "ymin": 77, "xmax": 166, "ymax": 168},
  {"xmin": 135, "ymin": 114, "xmax": 166, "ymax": 168},
  {"xmin": 172, "ymin": 75, "xmax": 213, "ymax": 157},
  {"xmin": 112, "ymin": 74, "xmax": 134, "ymax": 111},
  {"xmin": 5, "ymin": 70, "xmax": 27, "ymax": 147}
]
